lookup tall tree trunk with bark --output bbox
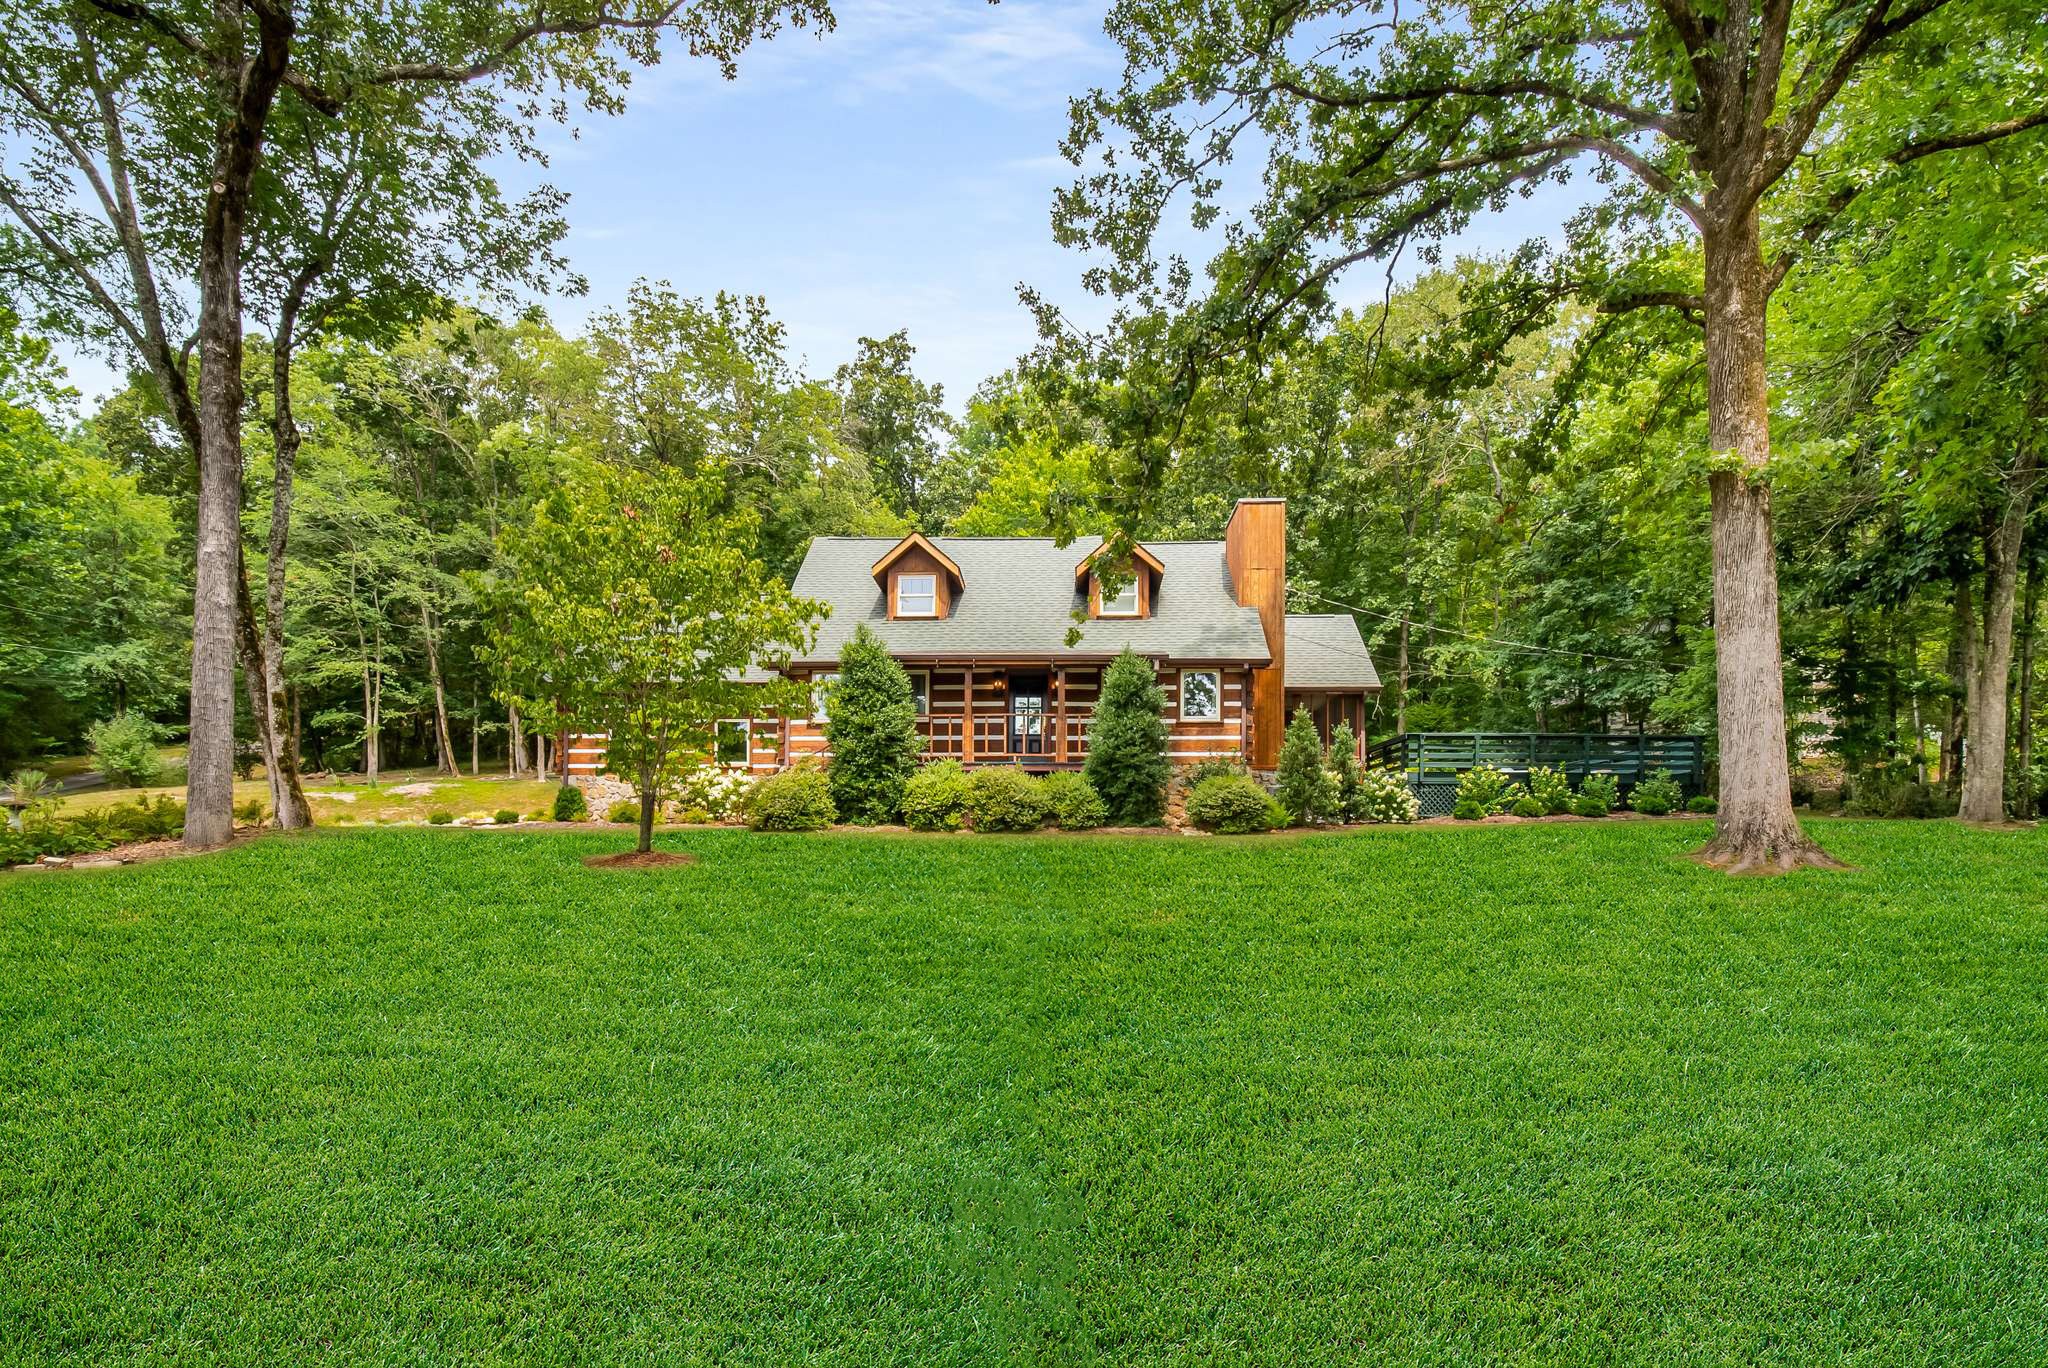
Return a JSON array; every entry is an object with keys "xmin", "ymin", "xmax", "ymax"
[
  {"xmin": 1958, "ymin": 445, "xmax": 2041, "ymax": 823},
  {"xmin": 422, "ymin": 603, "xmax": 458, "ymax": 776},
  {"xmin": 2019, "ymin": 560, "xmax": 2039, "ymax": 820},
  {"xmin": 260, "ymin": 285, "xmax": 317, "ymax": 828},
  {"xmin": 184, "ymin": 1, "xmax": 292, "ymax": 849},
  {"xmin": 1695, "ymin": 205, "xmax": 1838, "ymax": 872}
]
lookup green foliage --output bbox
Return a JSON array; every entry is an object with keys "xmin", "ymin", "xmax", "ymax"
[
  {"xmin": 1687, "ymin": 795, "xmax": 1719, "ymax": 814},
  {"xmin": 428, "ymin": 811, "xmax": 454, "ymax": 825},
  {"xmin": 1040, "ymin": 771, "xmax": 1108, "ymax": 831},
  {"xmin": 606, "ymin": 800, "xmax": 641, "ymax": 825},
  {"xmin": 825, "ymin": 625, "xmax": 921, "ymax": 824},
  {"xmin": 552, "ymin": 785, "xmax": 588, "ymax": 822},
  {"xmin": 1184, "ymin": 774, "xmax": 1283, "ymax": 834},
  {"xmin": 745, "ymin": 767, "xmax": 836, "ymax": 832},
  {"xmin": 1275, "ymin": 707, "xmax": 1337, "ymax": 825},
  {"xmin": 834, "ymin": 331, "xmax": 954, "ymax": 528},
  {"xmin": 1572, "ymin": 774, "xmax": 1620, "ymax": 818},
  {"xmin": 1328, "ymin": 723, "xmax": 1363, "ymax": 820},
  {"xmin": 86, "ymin": 713, "xmax": 164, "ymax": 787},
  {"xmin": 1083, "ymin": 650, "xmax": 1170, "ymax": 826},
  {"xmin": 1510, "ymin": 795, "xmax": 1546, "ymax": 819},
  {"xmin": 1527, "ymin": 766, "xmax": 1573, "ymax": 816},
  {"xmin": 964, "ymin": 768, "xmax": 1047, "ymax": 833},
  {"xmin": 1452, "ymin": 765, "xmax": 1515, "ymax": 821},
  {"xmin": 671, "ymin": 768, "xmax": 753, "ymax": 822},
  {"xmin": 901, "ymin": 760, "xmax": 972, "ymax": 832},
  {"xmin": 1843, "ymin": 773, "xmax": 1956, "ymax": 820},
  {"xmin": 1176, "ymin": 757, "xmax": 1247, "ymax": 793},
  {"xmin": 493, "ymin": 810, "xmax": 519, "ymax": 825},
  {"xmin": 1354, "ymin": 768, "xmax": 1420, "ymax": 824},
  {"xmin": 1627, "ymin": 770, "xmax": 1683, "ymax": 817},
  {"xmin": 8, "ymin": 769, "xmax": 55, "ymax": 806}
]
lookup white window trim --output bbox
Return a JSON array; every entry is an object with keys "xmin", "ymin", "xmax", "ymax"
[
  {"xmin": 908, "ymin": 669, "xmax": 930, "ymax": 717},
  {"xmin": 1179, "ymin": 669, "xmax": 1222, "ymax": 722},
  {"xmin": 896, "ymin": 573, "xmax": 939, "ymax": 617},
  {"xmin": 714, "ymin": 718, "xmax": 751, "ymax": 768},
  {"xmin": 1097, "ymin": 575, "xmax": 1142, "ymax": 618},
  {"xmin": 811, "ymin": 672, "xmax": 839, "ymax": 723}
]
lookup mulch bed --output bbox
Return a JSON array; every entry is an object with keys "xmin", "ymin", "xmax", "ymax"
[{"xmin": 581, "ymin": 850, "xmax": 699, "ymax": 870}]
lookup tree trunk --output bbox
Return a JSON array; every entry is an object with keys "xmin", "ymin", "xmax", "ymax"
[
  {"xmin": 422, "ymin": 604, "xmax": 458, "ymax": 776},
  {"xmin": 262, "ymin": 303, "xmax": 314, "ymax": 829},
  {"xmin": 508, "ymin": 703, "xmax": 525, "ymax": 777},
  {"xmin": 2019, "ymin": 559, "xmax": 2038, "ymax": 820},
  {"xmin": 182, "ymin": 0, "xmax": 293, "ymax": 849},
  {"xmin": 637, "ymin": 784, "xmax": 656, "ymax": 855},
  {"xmin": 1958, "ymin": 445, "xmax": 2040, "ymax": 823},
  {"xmin": 1694, "ymin": 208, "xmax": 1838, "ymax": 872}
]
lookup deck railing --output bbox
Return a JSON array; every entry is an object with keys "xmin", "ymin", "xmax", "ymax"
[{"xmin": 1363, "ymin": 732, "xmax": 1706, "ymax": 816}]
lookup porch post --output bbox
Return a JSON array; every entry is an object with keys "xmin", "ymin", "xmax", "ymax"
[
  {"xmin": 963, "ymin": 666, "xmax": 976, "ymax": 765},
  {"xmin": 1056, "ymin": 667, "xmax": 1069, "ymax": 764}
]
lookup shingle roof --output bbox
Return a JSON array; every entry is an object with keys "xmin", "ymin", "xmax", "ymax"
[
  {"xmin": 787, "ymin": 536, "xmax": 1273, "ymax": 665},
  {"xmin": 1284, "ymin": 614, "xmax": 1382, "ymax": 690}
]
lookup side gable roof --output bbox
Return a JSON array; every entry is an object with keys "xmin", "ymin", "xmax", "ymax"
[
  {"xmin": 790, "ymin": 536, "xmax": 1271, "ymax": 666},
  {"xmin": 1283, "ymin": 614, "xmax": 1382, "ymax": 690}
]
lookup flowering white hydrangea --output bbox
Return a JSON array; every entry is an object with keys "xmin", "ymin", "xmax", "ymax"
[
  {"xmin": 1356, "ymin": 768, "xmax": 1420, "ymax": 824},
  {"xmin": 671, "ymin": 765, "xmax": 753, "ymax": 820}
]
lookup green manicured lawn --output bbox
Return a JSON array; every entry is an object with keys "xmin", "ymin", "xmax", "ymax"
[{"xmin": 3, "ymin": 821, "xmax": 2044, "ymax": 1363}]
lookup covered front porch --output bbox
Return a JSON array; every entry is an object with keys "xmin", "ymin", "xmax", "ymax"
[{"xmin": 913, "ymin": 663, "xmax": 1101, "ymax": 769}]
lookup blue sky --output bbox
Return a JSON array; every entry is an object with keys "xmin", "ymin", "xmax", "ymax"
[{"xmin": 59, "ymin": 0, "xmax": 1585, "ymax": 411}]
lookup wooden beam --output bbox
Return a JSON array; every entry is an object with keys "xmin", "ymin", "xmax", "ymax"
[
  {"xmin": 1056, "ymin": 666, "xmax": 1068, "ymax": 764},
  {"xmin": 963, "ymin": 666, "xmax": 975, "ymax": 765}
]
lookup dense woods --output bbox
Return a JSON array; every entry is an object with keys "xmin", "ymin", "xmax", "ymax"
[{"xmin": 1, "ymin": 0, "xmax": 2043, "ymax": 858}]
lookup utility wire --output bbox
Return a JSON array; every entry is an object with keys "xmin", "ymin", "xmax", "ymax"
[{"xmin": 1297, "ymin": 588, "xmax": 1656, "ymax": 668}]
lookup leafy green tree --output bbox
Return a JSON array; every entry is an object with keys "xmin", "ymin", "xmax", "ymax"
[
  {"xmin": 1083, "ymin": 649, "xmax": 1170, "ymax": 825},
  {"xmin": 834, "ymin": 331, "xmax": 953, "ymax": 528},
  {"xmin": 825, "ymin": 624, "xmax": 921, "ymax": 824},
  {"xmin": 1328, "ymin": 722, "xmax": 1362, "ymax": 820},
  {"xmin": 1275, "ymin": 707, "xmax": 1336, "ymax": 825},
  {"xmin": 484, "ymin": 463, "xmax": 823, "ymax": 853},
  {"xmin": 1054, "ymin": 0, "xmax": 2047, "ymax": 871}
]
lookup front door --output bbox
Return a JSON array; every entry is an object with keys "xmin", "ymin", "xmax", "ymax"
[{"xmin": 1009, "ymin": 673, "xmax": 1048, "ymax": 755}]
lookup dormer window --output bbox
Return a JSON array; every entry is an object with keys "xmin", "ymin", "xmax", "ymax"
[
  {"xmin": 897, "ymin": 573, "xmax": 937, "ymax": 617},
  {"xmin": 1098, "ymin": 577, "xmax": 1140, "ymax": 617},
  {"xmin": 1077, "ymin": 542, "xmax": 1165, "ymax": 621}
]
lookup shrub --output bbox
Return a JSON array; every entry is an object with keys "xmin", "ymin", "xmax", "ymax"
[
  {"xmin": 965, "ymin": 767, "xmax": 1047, "ymax": 832},
  {"xmin": 673, "ymin": 766, "xmax": 752, "ymax": 821},
  {"xmin": 428, "ymin": 811, "xmax": 454, "ymax": 825},
  {"xmin": 1686, "ymin": 794, "xmax": 1718, "ymax": 814},
  {"xmin": 1527, "ymin": 765, "xmax": 1573, "ymax": 816},
  {"xmin": 902, "ymin": 760, "xmax": 972, "ymax": 831},
  {"xmin": 1176, "ymin": 756, "xmax": 1247, "ymax": 793},
  {"xmin": 1354, "ymin": 768, "xmax": 1419, "ymax": 823},
  {"xmin": 1185, "ymin": 774, "xmax": 1283, "ymax": 833},
  {"xmin": 1041, "ymin": 772, "xmax": 1108, "ymax": 831},
  {"xmin": 1452, "ymin": 764, "xmax": 1515, "ymax": 820},
  {"xmin": 1572, "ymin": 773, "xmax": 1620, "ymax": 817},
  {"xmin": 88, "ymin": 713, "xmax": 164, "ymax": 787},
  {"xmin": 1627, "ymin": 768, "xmax": 1683, "ymax": 816},
  {"xmin": 552, "ymin": 784, "xmax": 588, "ymax": 822},
  {"xmin": 1083, "ymin": 649, "xmax": 1170, "ymax": 825},
  {"xmin": 233, "ymin": 798, "xmax": 267, "ymax": 826},
  {"xmin": 1510, "ymin": 794, "xmax": 1546, "ymax": 818},
  {"xmin": 1275, "ymin": 707, "xmax": 1338, "ymax": 825},
  {"xmin": 62, "ymin": 795, "xmax": 185, "ymax": 846},
  {"xmin": 605, "ymin": 799, "xmax": 640, "ymax": 824},
  {"xmin": 746, "ymin": 766, "xmax": 836, "ymax": 831},
  {"xmin": 825, "ymin": 623, "xmax": 921, "ymax": 824},
  {"xmin": 8, "ymin": 769, "xmax": 55, "ymax": 806},
  {"xmin": 1328, "ymin": 723, "xmax": 1363, "ymax": 820},
  {"xmin": 493, "ymin": 809, "xmax": 519, "ymax": 825},
  {"xmin": 678, "ymin": 807, "xmax": 711, "ymax": 824}
]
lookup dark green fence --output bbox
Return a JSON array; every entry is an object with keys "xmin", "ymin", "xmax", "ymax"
[{"xmin": 1363, "ymin": 732, "xmax": 1707, "ymax": 817}]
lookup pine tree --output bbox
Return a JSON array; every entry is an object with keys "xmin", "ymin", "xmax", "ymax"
[
  {"xmin": 1328, "ymin": 721, "xmax": 1362, "ymax": 822},
  {"xmin": 1275, "ymin": 706, "xmax": 1336, "ymax": 826},
  {"xmin": 1083, "ymin": 649, "xmax": 1170, "ymax": 825},
  {"xmin": 825, "ymin": 624, "xmax": 922, "ymax": 823}
]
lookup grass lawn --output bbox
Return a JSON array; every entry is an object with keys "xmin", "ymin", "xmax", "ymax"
[
  {"xmin": 48, "ymin": 765, "xmax": 561, "ymax": 826},
  {"xmin": 2, "ymin": 820, "xmax": 2044, "ymax": 1364}
]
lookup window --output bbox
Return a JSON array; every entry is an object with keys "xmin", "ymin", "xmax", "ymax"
[
  {"xmin": 1180, "ymin": 670, "xmax": 1221, "ymax": 721},
  {"xmin": 1098, "ymin": 575, "xmax": 1141, "ymax": 617},
  {"xmin": 714, "ymin": 719, "xmax": 750, "ymax": 767},
  {"xmin": 908, "ymin": 670, "xmax": 930, "ymax": 717},
  {"xmin": 897, "ymin": 573, "xmax": 937, "ymax": 617},
  {"xmin": 811, "ymin": 672, "xmax": 839, "ymax": 722}
]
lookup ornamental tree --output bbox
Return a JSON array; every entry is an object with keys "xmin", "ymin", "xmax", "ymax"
[
  {"xmin": 825, "ymin": 623, "xmax": 921, "ymax": 823},
  {"xmin": 1083, "ymin": 649, "xmax": 1171, "ymax": 824},
  {"xmin": 1053, "ymin": 0, "xmax": 2047, "ymax": 871},
  {"xmin": 483, "ymin": 463, "xmax": 823, "ymax": 854}
]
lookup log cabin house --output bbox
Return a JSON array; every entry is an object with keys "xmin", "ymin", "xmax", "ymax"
[{"xmin": 567, "ymin": 498, "xmax": 1380, "ymax": 779}]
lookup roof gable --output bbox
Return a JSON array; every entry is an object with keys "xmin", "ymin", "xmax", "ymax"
[{"xmin": 869, "ymin": 532, "xmax": 963, "ymax": 589}]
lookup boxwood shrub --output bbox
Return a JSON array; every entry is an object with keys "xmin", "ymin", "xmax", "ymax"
[
  {"xmin": 966, "ymin": 767, "xmax": 1047, "ymax": 832},
  {"xmin": 552, "ymin": 784, "xmax": 588, "ymax": 822},
  {"xmin": 746, "ymin": 766, "xmax": 837, "ymax": 831},
  {"xmin": 1185, "ymin": 774, "xmax": 1283, "ymax": 834},
  {"xmin": 1040, "ymin": 771, "xmax": 1108, "ymax": 831},
  {"xmin": 1572, "ymin": 773, "xmax": 1620, "ymax": 817},
  {"xmin": 901, "ymin": 760, "xmax": 972, "ymax": 832}
]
